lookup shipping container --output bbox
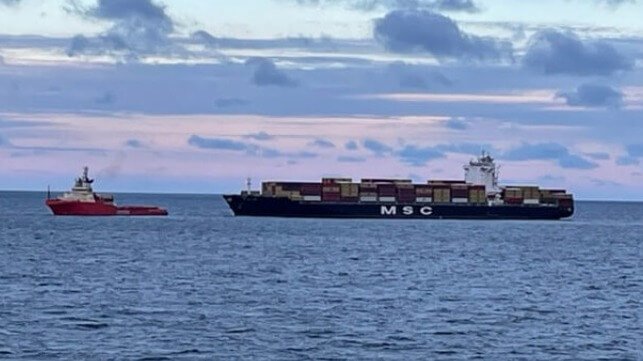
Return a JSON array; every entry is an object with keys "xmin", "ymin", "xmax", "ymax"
[
  {"xmin": 322, "ymin": 177, "xmax": 352, "ymax": 185},
  {"xmin": 340, "ymin": 183, "xmax": 359, "ymax": 197},
  {"xmin": 361, "ymin": 178, "xmax": 410, "ymax": 184},
  {"xmin": 377, "ymin": 184, "xmax": 397, "ymax": 197},
  {"xmin": 452, "ymin": 197, "xmax": 469, "ymax": 204},
  {"xmin": 523, "ymin": 199, "xmax": 540, "ymax": 205},
  {"xmin": 322, "ymin": 193, "xmax": 341, "ymax": 202},
  {"xmin": 416, "ymin": 197, "xmax": 433, "ymax": 203},
  {"xmin": 360, "ymin": 196, "xmax": 378, "ymax": 202},
  {"xmin": 359, "ymin": 192, "xmax": 378, "ymax": 197},
  {"xmin": 322, "ymin": 186, "xmax": 340, "ymax": 193},
  {"xmin": 303, "ymin": 195, "xmax": 322, "ymax": 202},
  {"xmin": 504, "ymin": 197, "xmax": 523, "ymax": 205},
  {"xmin": 301, "ymin": 183, "xmax": 322, "ymax": 196},
  {"xmin": 415, "ymin": 185, "xmax": 433, "ymax": 196},
  {"xmin": 379, "ymin": 196, "xmax": 396, "ymax": 203},
  {"xmin": 433, "ymin": 187, "xmax": 451, "ymax": 203},
  {"xmin": 428, "ymin": 180, "xmax": 466, "ymax": 185}
]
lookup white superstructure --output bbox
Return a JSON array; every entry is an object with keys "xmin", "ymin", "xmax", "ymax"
[
  {"xmin": 58, "ymin": 167, "xmax": 111, "ymax": 202},
  {"xmin": 464, "ymin": 152, "xmax": 501, "ymax": 194}
]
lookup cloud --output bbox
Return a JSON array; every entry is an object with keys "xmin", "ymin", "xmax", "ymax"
[
  {"xmin": 338, "ymin": 156, "xmax": 367, "ymax": 162},
  {"xmin": 67, "ymin": 0, "xmax": 177, "ymax": 59},
  {"xmin": 523, "ymin": 30, "xmax": 633, "ymax": 76},
  {"xmin": 397, "ymin": 145, "xmax": 445, "ymax": 166},
  {"xmin": 556, "ymin": 84, "xmax": 623, "ymax": 108},
  {"xmin": 0, "ymin": 0, "xmax": 20, "ymax": 6},
  {"xmin": 503, "ymin": 142, "xmax": 598, "ymax": 169},
  {"xmin": 362, "ymin": 138, "xmax": 393, "ymax": 154},
  {"xmin": 308, "ymin": 138, "xmax": 335, "ymax": 148},
  {"xmin": 188, "ymin": 135, "xmax": 317, "ymax": 159},
  {"xmin": 626, "ymin": 144, "xmax": 643, "ymax": 158},
  {"xmin": 188, "ymin": 135, "xmax": 252, "ymax": 152},
  {"xmin": 593, "ymin": 0, "xmax": 635, "ymax": 8},
  {"xmin": 247, "ymin": 58, "xmax": 298, "ymax": 87},
  {"xmin": 374, "ymin": 10, "xmax": 513, "ymax": 61},
  {"xmin": 245, "ymin": 131, "xmax": 274, "ymax": 141},
  {"xmin": 345, "ymin": 140, "xmax": 359, "ymax": 150},
  {"xmin": 288, "ymin": 0, "xmax": 479, "ymax": 12},
  {"xmin": 124, "ymin": 139, "xmax": 144, "ymax": 148},
  {"xmin": 616, "ymin": 144, "xmax": 643, "ymax": 165},
  {"xmin": 584, "ymin": 152, "xmax": 610, "ymax": 160},
  {"xmin": 445, "ymin": 117, "xmax": 469, "ymax": 130},
  {"xmin": 616, "ymin": 156, "xmax": 639, "ymax": 166}
]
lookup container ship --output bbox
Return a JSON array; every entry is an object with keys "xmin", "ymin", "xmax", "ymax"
[
  {"xmin": 46, "ymin": 167, "xmax": 168, "ymax": 216},
  {"xmin": 224, "ymin": 153, "xmax": 574, "ymax": 220}
]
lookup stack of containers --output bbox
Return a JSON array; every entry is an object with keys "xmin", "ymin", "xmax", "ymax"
[
  {"xmin": 378, "ymin": 184, "xmax": 397, "ymax": 202},
  {"xmin": 503, "ymin": 187, "xmax": 523, "ymax": 204},
  {"xmin": 555, "ymin": 194, "xmax": 573, "ymax": 208},
  {"xmin": 468, "ymin": 185, "xmax": 486, "ymax": 204},
  {"xmin": 272, "ymin": 182, "xmax": 303, "ymax": 200},
  {"xmin": 359, "ymin": 183, "xmax": 378, "ymax": 202},
  {"xmin": 396, "ymin": 183, "xmax": 416, "ymax": 203},
  {"xmin": 451, "ymin": 184, "xmax": 470, "ymax": 203},
  {"xmin": 322, "ymin": 179, "xmax": 341, "ymax": 202},
  {"xmin": 262, "ymin": 182, "xmax": 276, "ymax": 196},
  {"xmin": 539, "ymin": 189, "xmax": 566, "ymax": 204},
  {"xmin": 431, "ymin": 182, "xmax": 451, "ymax": 203},
  {"xmin": 415, "ymin": 185, "xmax": 433, "ymax": 203},
  {"xmin": 522, "ymin": 187, "xmax": 540, "ymax": 205},
  {"xmin": 301, "ymin": 183, "xmax": 322, "ymax": 201},
  {"xmin": 340, "ymin": 183, "xmax": 359, "ymax": 202}
]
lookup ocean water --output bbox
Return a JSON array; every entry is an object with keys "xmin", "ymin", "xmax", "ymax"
[{"xmin": 0, "ymin": 191, "xmax": 641, "ymax": 360}]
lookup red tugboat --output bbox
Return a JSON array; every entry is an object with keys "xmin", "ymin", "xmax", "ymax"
[{"xmin": 46, "ymin": 167, "xmax": 168, "ymax": 216}]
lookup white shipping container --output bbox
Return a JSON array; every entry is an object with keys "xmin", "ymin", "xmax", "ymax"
[
  {"xmin": 416, "ymin": 197, "xmax": 433, "ymax": 203},
  {"xmin": 523, "ymin": 199, "xmax": 540, "ymax": 205},
  {"xmin": 379, "ymin": 196, "xmax": 396, "ymax": 202},
  {"xmin": 360, "ymin": 196, "xmax": 378, "ymax": 202},
  {"xmin": 303, "ymin": 195, "xmax": 322, "ymax": 201},
  {"xmin": 452, "ymin": 198, "xmax": 469, "ymax": 204}
]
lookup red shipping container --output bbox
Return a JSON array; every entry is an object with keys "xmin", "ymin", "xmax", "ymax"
[{"xmin": 301, "ymin": 183, "xmax": 322, "ymax": 196}]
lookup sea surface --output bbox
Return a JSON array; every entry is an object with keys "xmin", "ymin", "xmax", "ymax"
[{"xmin": 0, "ymin": 191, "xmax": 641, "ymax": 360}]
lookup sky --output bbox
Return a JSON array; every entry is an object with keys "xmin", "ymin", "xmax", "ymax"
[{"xmin": 0, "ymin": 0, "xmax": 642, "ymax": 199}]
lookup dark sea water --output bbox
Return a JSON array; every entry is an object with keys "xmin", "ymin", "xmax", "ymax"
[{"xmin": 0, "ymin": 191, "xmax": 641, "ymax": 360}]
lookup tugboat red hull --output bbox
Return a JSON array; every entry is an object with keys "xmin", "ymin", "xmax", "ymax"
[{"xmin": 46, "ymin": 199, "xmax": 168, "ymax": 216}]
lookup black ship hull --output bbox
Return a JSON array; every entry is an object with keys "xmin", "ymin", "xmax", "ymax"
[{"xmin": 223, "ymin": 195, "xmax": 574, "ymax": 220}]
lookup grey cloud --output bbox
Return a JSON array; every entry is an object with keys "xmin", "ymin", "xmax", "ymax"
[
  {"xmin": 556, "ymin": 84, "xmax": 623, "ymax": 108},
  {"xmin": 247, "ymin": 58, "xmax": 298, "ymax": 87},
  {"xmin": 309, "ymin": 138, "xmax": 336, "ymax": 148},
  {"xmin": 0, "ymin": 0, "xmax": 20, "ymax": 6},
  {"xmin": 594, "ymin": 0, "xmax": 636, "ymax": 8},
  {"xmin": 67, "ymin": 0, "xmax": 177, "ymax": 59},
  {"xmin": 188, "ymin": 135, "xmax": 318, "ymax": 159},
  {"xmin": 523, "ymin": 30, "xmax": 633, "ymax": 76},
  {"xmin": 397, "ymin": 145, "xmax": 445, "ymax": 166},
  {"xmin": 125, "ymin": 139, "xmax": 144, "ymax": 148},
  {"xmin": 338, "ymin": 156, "xmax": 367, "ymax": 162},
  {"xmin": 362, "ymin": 139, "xmax": 393, "ymax": 154},
  {"xmin": 245, "ymin": 132, "xmax": 274, "ymax": 141},
  {"xmin": 444, "ymin": 117, "xmax": 469, "ymax": 130},
  {"xmin": 345, "ymin": 140, "xmax": 359, "ymax": 150},
  {"xmin": 374, "ymin": 10, "xmax": 512, "ymax": 61},
  {"xmin": 503, "ymin": 142, "xmax": 598, "ymax": 169},
  {"xmin": 288, "ymin": 0, "xmax": 479, "ymax": 12}
]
